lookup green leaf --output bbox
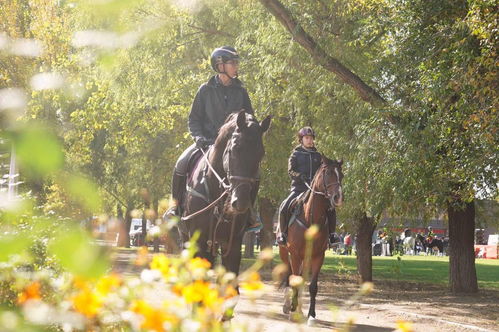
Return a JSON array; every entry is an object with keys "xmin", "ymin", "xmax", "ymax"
[
  {"xmin": 48, "ymin": 227, "xmax": 108, "ymax": 278},
  {"xmin": 0, "ymin": 234, "xmax": 31, "ymax": 262},
  {"xmin": 64, "ymin": 174, "xmax": 102, "ymax": 213},
  {"xmin": 14, "ymin": 126, "xmax": 63, "ymax": 177}
]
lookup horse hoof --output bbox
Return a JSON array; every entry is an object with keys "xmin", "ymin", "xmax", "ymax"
[{"xmin": 307, "ymin": 316, "xmax": 318, "ymax": 326}]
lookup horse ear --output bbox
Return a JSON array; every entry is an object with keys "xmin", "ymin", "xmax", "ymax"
[
  {"xmin": 321, "ymin": 154, "xmax": 327, "ymax": 164},
  {"xmin": 236, "ymin": 110, "xmax": 247, "ymax": 130},
  {"xmin": 260, "ymin": 115, "xmax": 271, "ymax": 133},
  {"xmin": 338, "ymin": 159, "xmax": 343, "ymax": 166}
]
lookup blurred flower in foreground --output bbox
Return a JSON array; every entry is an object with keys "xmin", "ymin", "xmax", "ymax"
[
  {"xmin": 17, "ymin": 281, "xmax": 41, "ymax": 304},
  {"xmin": 9, "ymin": 38, "xmax": 43, "ymax": 57},
  {"xmin": 187, "ymin": 257, "xmax": 211, "ymax": 279},
  {"xmin": 396, "ymin": 320, "xmax": 414, "ymax": 332},
  {"xmin": 240, "ymin": 271, "xmax": 265, "ymax": 299},
  {"xmin": 0, "ymin": 88, "xmax": 27, "ymax": 111},
  {"xmin": 130, "ymin": 300, "xmax": 179, "ymax": 332},
  {"xmin": 289, "ymin": 275, "xmax": 304, "ymax": 288},
  {"xmin": 150, "ymin": 254, "xmax": 175, "ymax": 279},
  {"xmin": 360, "ymin": 282, "xmax": 374, "ymax": 295},
  {"xmin": 72, "ymin": 288, "xmax": 103, "ymax": 318},
  {"xmin": 96, "ymin": 274, "xmax": 121, "ymax": 295},
  {"xmin": 30, "ymin": 72, "xmax": 65, "ymax": 91},
  {"xmin": 135, "ymin": 246, "xmax": 149, "ymax": 266}
]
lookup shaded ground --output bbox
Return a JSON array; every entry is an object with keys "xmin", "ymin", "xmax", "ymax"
[{"xmin": 111, "ymin": 248, "xmax": 499, "ymax": 332}]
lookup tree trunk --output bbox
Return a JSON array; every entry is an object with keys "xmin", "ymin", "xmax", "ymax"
[
  {"xmin": 117, "ymin": 204, "xmax": 132, "ymax": 248},
  {"xmin": 243, "ymin": 232, "xmax": 255, "ymax": 258},
  {"xmin": 141, "ymin": 212, "xmax": 147, "ymax": 247},
  {"xmin": 355, "ymin": 212, "xmax": 376, "ymax": 282},
  {"xmin": 259, "ymin": 197, "xmax": 276, "ymax": 248},
  {"xmin": 448, "ymin": 199, "xmax": 478, "ymax": 293}
]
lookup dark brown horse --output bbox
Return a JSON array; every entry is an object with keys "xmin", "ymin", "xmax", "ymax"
[
  {"xmin": 279, "ymin": 156, "xmax": 343, "ymax": 323},
  {"xmin": 180, "ymin": 110, "xmax": 271, "ymax": 275}
]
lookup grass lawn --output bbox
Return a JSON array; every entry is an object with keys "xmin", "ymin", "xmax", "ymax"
[
  {"xmin": 321, "ymin": 252, "xmax": 499, "ymax": 290},
  {"xmin": 241, "ymin": 248, "xmax": 499, "ymax": 290}
]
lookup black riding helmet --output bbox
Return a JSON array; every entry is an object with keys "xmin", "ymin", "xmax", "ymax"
[{"xmin": 210, "ymin": 46, "xmax": 240, "ymax": 72}]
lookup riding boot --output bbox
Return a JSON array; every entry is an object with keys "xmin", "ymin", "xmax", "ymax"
[
  {"xmin": 276, "ymin": 209, "xmax": 288, "ymax": 245},
  {"xmin": 167, "ymin": 172, "xmax": 187, "ymax": 217}
]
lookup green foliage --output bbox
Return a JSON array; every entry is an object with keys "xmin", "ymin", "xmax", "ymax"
[{"xmin": 48, "ymin": 226, "xmax": 109, "ymax": 278}]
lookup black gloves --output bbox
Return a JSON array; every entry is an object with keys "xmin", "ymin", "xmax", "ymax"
[{"xmin": 195, "ymin": 136, "xmax": 213, "ymax": 150}]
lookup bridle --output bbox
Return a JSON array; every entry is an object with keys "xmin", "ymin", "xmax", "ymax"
[
  {"xmin": 222, "ymin": 132, "xmax": 259, "ymax": 192},
  {"xmin": 305, "ymin": 164, "xmax": 341, "ymax": 201}
]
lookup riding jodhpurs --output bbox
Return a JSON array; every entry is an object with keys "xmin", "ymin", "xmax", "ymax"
[{"xmin": 277, "ymin": 191, "xmax": 301, "ymax": 236}]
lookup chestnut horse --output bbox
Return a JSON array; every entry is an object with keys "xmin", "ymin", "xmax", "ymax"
[{"xmin": 279, "ymin": 156, "xmax": 343, "ymax": 322}]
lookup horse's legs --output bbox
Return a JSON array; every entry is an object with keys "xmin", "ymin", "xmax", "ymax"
[
  {"xmin": 307, "ymin": 253, "xmax": 325, "ymax": 319},
  {"xmin": 193, "ymin": 231, "xmax": 216, "ymax": 267},
  {"xmin": 278, "ymin": 246, "xmax": 292, "ymax": 288},
  {"xmin": 221, "ymin": 237, "xmax": 243, "ymax": 276},
  {"xmin": 288, "ymin": 253, "xmax": 303, "ymax": 313}
]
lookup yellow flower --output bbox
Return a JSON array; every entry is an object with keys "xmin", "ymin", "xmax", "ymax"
[
  {"xmin": 224, "ymin": 285, "xmax": 238, "ymax": 299},
  {"xmin": 396, "ymin": 320, "xmax": 414, "ymax": 332},
  {"xmin": 150, "ymin": 254, "xmax": 175, "ymax": 279},
  {"xmin": 203, "ymin": 287, "xmax": 222, "ymax": 309},
  {"xmin": 181, "ymin": 280, "xmax": 223, "ymax": 308},
  {"xmin": 182, "ymin": 280, "xmax": 212, "ymax": 304},
  {"xmin": 240, "ymin": 272, "xmax": 264, "ymax": 292},
  {"xmin": 72, "ymin": 288, "xmax": 103, "ymax": 318},
  {"xmin": 130, "ymin": 300, "xmax": 178, "ymax": 332},
  {"xmin": 73, "ymin": 276, "xmax": 91, "ymax": 290},
  {"xmin": 96, "ymin": 274, "xmax": 121, "ymax": 296},
  {"xmin": 17, "ymin": 281, "xmax": 41, "ymax": 304},
  {"xmin": 187, "ymin": 257, "xmax": 211, "ymax": 271}
]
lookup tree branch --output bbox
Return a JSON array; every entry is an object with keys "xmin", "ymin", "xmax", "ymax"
[
  {"xmin": 259, "ymin": 0, "xmax": 386, "ymax": 107},
  {"xmin": 187, "ymin": 24, "xmax": 235, "ymax": 38}
]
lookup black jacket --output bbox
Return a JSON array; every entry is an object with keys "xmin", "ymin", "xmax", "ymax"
[
  {"xmin": 188, "ymin": 75, "xmax": 253, "ymax": 142},
  {"xmin": 288, "ymin": 145, "xmax": 322, "ymax": 192}
]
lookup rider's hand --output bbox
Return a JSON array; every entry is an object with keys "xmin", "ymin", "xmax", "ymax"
[
  {"xmin": 195, "ymin": 137, "xmax": 212, "ymax": 150},
  {"xmin": 300, "ymin": 174, "xmax": 308, "ymax": 183}
]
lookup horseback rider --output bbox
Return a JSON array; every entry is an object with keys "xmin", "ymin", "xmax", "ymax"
[
  {"xmin": 427, "ymin": 226, "xmax": 435, "ymax": 239},
  {"xmin": 168, "ymin": 46, "xmax": 261, "ymax": 231},
  {"xmin": 276, "ymin": 127, "xmax": 336, "ymax": 245}
]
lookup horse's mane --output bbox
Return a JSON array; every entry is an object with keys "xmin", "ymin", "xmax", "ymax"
[{"xmin": 214, "ymin": 111, "xmax": 259, "ymax": 147}]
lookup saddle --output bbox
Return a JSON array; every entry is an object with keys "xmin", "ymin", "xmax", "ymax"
[
  {"xmin": 284, "ymin": 190, "xmax": 311, "ymax": 227},
  {"xmin": 186, "ymin": 148, "xmax": 203, "ymax": 184}
]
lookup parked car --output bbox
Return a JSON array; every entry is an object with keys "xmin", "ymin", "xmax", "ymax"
[{"xmin": 129, "ymin": 218, "xmax": 152, "ymax": 246}]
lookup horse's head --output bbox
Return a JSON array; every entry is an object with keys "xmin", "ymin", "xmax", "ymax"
[
  {"xmin": 222, "ymin": 110, "xmax": 271, "ymax": 214},
  {"xmin": 312, "ymin": 155, "xmax": 344, "ymax": 208}
]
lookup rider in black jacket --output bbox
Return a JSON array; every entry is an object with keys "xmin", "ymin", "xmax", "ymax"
[
  {"xmin": 170, "ymin": 47, "xmax": 258, "ymax": 230},
  {"xmin": 276, "ymin": 127, "xmax": 336, "ymax": 245}
]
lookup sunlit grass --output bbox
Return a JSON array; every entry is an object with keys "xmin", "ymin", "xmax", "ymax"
[{"xmin": 240, "ymin": 246, "xmax": 499, "ymax": 290}]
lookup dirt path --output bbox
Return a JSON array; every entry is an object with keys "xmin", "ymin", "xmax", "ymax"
[{"xmin": 111, "ymin": 248, "xmax": 499, "ymax": 332}]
